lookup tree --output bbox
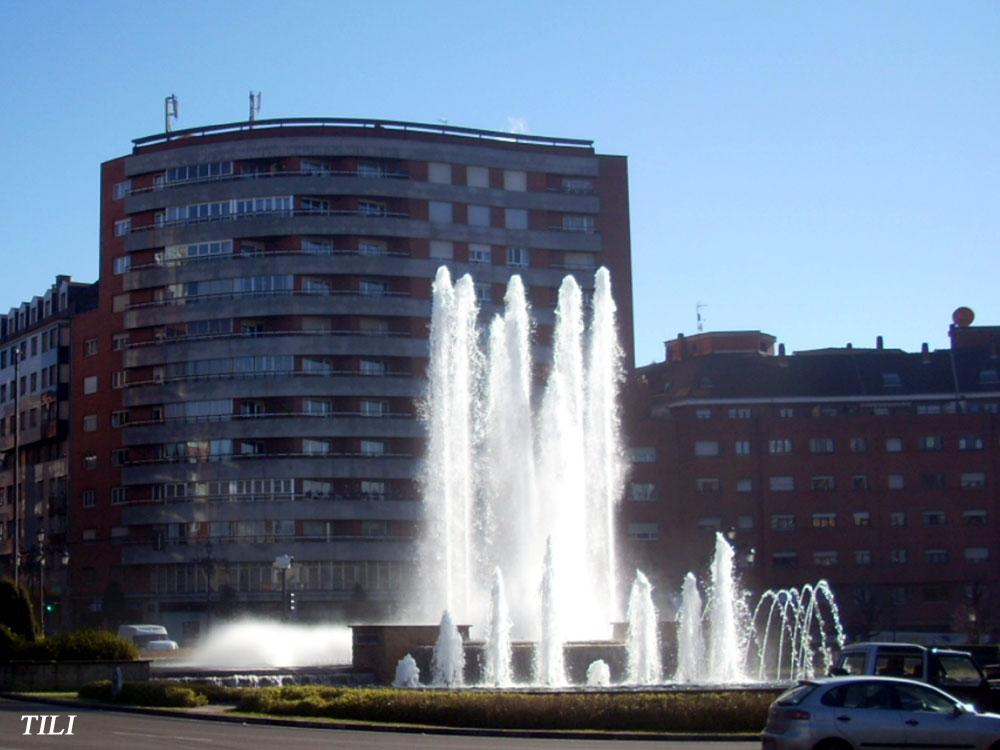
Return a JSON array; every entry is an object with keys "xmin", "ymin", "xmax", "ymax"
[{"xmin": 0, "ymin": 577, "xmax": 40, "ymax": 641}]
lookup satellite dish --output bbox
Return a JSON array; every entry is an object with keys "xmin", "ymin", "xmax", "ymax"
[{"xmin": 952, "ymin": 307, "xmax": 975, "ymax": 327}]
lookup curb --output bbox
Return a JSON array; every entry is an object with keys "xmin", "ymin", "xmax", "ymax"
[{"xmin": 1, "ymin": 693, "xmax": 762, "ymax": 742}]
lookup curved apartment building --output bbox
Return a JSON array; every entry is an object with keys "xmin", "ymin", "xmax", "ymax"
[{"xmin": 69, "ymin": 118, "xmax": 633, "ymax": 638}]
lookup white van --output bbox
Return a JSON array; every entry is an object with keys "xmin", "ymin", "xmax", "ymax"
[{"xmin": 117, "ymin": 624, "xmax": 179, "ymax": 651}]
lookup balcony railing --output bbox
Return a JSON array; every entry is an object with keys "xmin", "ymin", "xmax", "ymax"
[
  {"xmin": 126, "ymin": 450, "xmax": 414, "ymax": 467},
  {"xmin": 130, "ymin": 247, "xmax": 412, "ymax": 271},
  {"xmin": 129, "ymin": 168, "xmax": 411, "ymax": 195},
  {"xmin": 125, "ymin": 368, "xmax": 417, "ymax": 388},
  {"xmin": 129, "ymin": 328, "xmax": 412, "ymax": 349},
  {"xmin": 126, "ymin": 287, "xmax": 412, "ymax": 311},
  {"xmin": 126, "ymin": 409, "xmax": 416, "ymax": 427},
  {"xmin": 130, "ymin": 206, "xmax": 410, "ymax": 234}
]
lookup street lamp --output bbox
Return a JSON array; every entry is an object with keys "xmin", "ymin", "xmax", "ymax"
[
  {"xmin": 11, "ymin": 343, "xmax": 23, "ymax": 586},
  {"xmin": 273, "ymin": 554, "xmax": 294, "ymax": 621},
  {"xmin": 36, "ymin": 529, "xmax": 45, "ymax": 634}
]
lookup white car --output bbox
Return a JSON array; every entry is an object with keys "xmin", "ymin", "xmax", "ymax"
[{"xmin": 762, "ymin": 676, "xmax": 1000, "ymax": 750}]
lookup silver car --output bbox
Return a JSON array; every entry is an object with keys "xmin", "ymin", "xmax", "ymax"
[{"xmin": 761, "ymin": 676, "xmax": 1000, "ymax": 750}]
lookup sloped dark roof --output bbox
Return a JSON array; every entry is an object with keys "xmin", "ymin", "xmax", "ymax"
[{"xmin": 636, "ymin": 345, "xmax": 1000, "ymax": 402}]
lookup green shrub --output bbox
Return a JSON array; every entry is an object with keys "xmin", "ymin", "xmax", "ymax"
[
  {"xmin": 181, "ymin": 681, "xmax": 247, "ymax": 704},
  {"xmin": 49, "ymin": 629, "xmax": 138, "ymax": 661},
  {"xmin": 234, "ymin": 686, "xmax": 779, "ymax": 732},
  {"xmin": 78, "ymin": 680, "xmax": 207, "ymax": 708},
  {"xmin": 0, "ymin": 578, "xmax": 39, "ymax": 641}
]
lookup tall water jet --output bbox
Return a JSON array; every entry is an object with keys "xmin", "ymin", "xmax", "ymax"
[
  {"xmin": 431, "ymin": 610, "xmax": 465, "ymax": 686},
  {"xmin": 537, "ymin": 276, "xmax": 590, "ymax": 639},
  {"xmin": 420, "ymin": 268, "xmax": 480, "ymax": 621},
  {"xmin": 674, "ymin": 572, "xmax": 705, "ymax": 683},
  {"xmin": 482, "ymin": 568, "xmax": 513, "ymax": 687},
  {"xmin": 536, "ymin": 538, "xmax": 565, "ymax": 685},
  {"xmin": 482, "ymin": 277, "xmax": 538, "ymax": 630},
  {"xmin": 584, "ymin": 267, "xmax": 626, "ymax": 628},
  {"xmin": 586, "ymin": 660, "xmax": 611, "ymax": 687},
  {"xmin": 705, "ymin": 533, "xmax": 745, "ymax": 682},
  {"xmin": 626, "ymin": 570, "xmax": 661, "ymax": 685}
]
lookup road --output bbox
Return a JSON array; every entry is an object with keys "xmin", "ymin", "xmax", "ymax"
[{"xmin": 0, "ymin": 698, "xmax": 757, "ymax": 750}]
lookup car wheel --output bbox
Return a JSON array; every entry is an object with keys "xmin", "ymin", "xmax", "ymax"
[{"xmin": 813, "ymin": 740, "xmax": 853, "ymax": 750}]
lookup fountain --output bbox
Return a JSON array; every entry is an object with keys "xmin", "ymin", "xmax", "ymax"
[
  {"xmin": 674, "ymin": 573, "xmax": 705, "ymax": 683},
  {"xmin": 536, "ymin": 538, "xmax": 565, "ymax": 686},
  {"xmin": 625, "ymin": 571, "xmax": 661, "ymax": 685},
  {"xmin": 393, "ymin": 654, "xmax": 420, "ymax": 688},
  {"xmin": 431, "ymin": 610, "xmax": 465, "ymax": 686},
  {"xmin": 706, "ymin": 532, "xmax": 747, "ymax": 682},
  {"xmin": 586, "ymin": 660, "xmax": 611, "ymax": 687},
  {"xmin": 482, "ymin": 568, "xmax": 513, "ymax": 687}
]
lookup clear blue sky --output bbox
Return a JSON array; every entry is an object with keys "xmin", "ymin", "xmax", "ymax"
[{"xmin": 2, "ymin": 1, "xmax": 998, "ymax": 366}]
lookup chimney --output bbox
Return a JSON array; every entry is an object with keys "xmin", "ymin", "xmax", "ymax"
[
  {"xmin": 876, "ymin": 335, "xmax": 884, "ymax": 350},
  {"xmin": 921, "ymin": 342, "xmax": 930, "ymax": 364},
  {"xmin": 846, "ymin": 343, "xmax": 853, "ymax": 350},
  {"xmin": 778, "ymin": 343, "xmax": 786, "ymax": 356}
]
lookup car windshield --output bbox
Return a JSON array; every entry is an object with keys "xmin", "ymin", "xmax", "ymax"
[
  {"xmin": 777, "ymin": 684, "xmax": 817, "ymax": 706},
  {"xmin": 934, "ymin": 655, "xmax": 985, "ymax": 685},
  {"xmin": 838, "ymin": 652, "xmax": 866, "ymax": 675}
]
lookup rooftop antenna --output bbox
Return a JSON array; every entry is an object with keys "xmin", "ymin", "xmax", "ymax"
[
  {"xmin": 696, "ymin": 302, "xmax": 707, "ymax": 333},
  {"xmin": 164, "ymin": 94, "xmax": 179, "ymax": 134},
  {"xmin": 249, "ymin": 91, "xmax": 261, "ymax": 124}
]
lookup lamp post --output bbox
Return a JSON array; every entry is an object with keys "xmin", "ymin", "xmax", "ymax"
[
  {"xmin": 273, "ymin": 554, "xmax": 293, "ymax": 621},
  {"xmin": 36, "ymin": 529, "xmax": 45, "ymax": 634},
  {"xmin": 12, "ymin": 343, "xmax": 23, "ymax": 586}
]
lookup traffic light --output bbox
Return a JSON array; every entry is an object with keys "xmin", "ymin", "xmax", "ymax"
[
  {"xmin": 45, "ymin": 601, "xmax": 58, "ymax": 614},
  {"xmin": 288, "ymin": 591, "xmax": 296, "ymax": 616}
]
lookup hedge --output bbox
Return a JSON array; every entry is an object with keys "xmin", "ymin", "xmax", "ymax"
[
  {"xmin": 1, "ymin": 628, "xmax": 138, "ymax": 662},
  {"xmin": 79, "ymin": 680, "xmax": 207, "ymax": 708}
]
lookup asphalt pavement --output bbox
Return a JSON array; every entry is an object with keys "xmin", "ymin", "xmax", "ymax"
[{"xmin": 0, "ymin": 698, "xmax": 757, "ymax": 750}]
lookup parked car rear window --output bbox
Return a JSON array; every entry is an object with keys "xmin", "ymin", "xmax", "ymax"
[{"xmin": 777, "ymin": 684, "xmax": 817, "ymax": 706}]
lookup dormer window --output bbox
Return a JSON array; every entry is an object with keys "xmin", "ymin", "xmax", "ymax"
[{"xmin": 881, "ymin": 372, "xmax": 902, "ymax": 387}]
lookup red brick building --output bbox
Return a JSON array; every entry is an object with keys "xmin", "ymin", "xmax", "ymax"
[
  {"xmin": 624, "ymin": 316, "xmax": 1000, "ymax": 641},
  {"xmin": 65, "ymin": 117, "xmax": 634, "ymax": 640}
]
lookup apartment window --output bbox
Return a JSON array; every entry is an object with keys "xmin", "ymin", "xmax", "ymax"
[
  {"xmin": 889, "ymin": 512, "xmax": 906, "ymax": 528},
  {"xmin": 360, "ymin": 359, "xmax": 386, "ymax": 376},
  {"xmin": 361, "ymin": 440, "xmax": 385, "ymax": 457},
  {"xmin": 469, "ymin": 243, "xmax": 492, "ymax": 264},
  {"xmin": 81, "ymin": 490, "xmax": 96, "ymax": 508},
  {"xmin": 84, "ymin": 338, "xmax": 98, "ymax": 356},
  {"xmin": 427, "ymin": 162, "xmax": 452, "ymax": 184},
  {"xmin": 84, "ymin": 453, "xmax": 97, "ymax": 470},
  {"xmin": 890, "ymin": 549, "xmax": 908, "ymax": 564},
  {"xmin": 82, "ymin": 530, "xmax": 96, "ymax": 541},
  {"xmin": 358, "ymin": 240, "xmax": 387, "ymax": 256},
  {"xmin": 960, "ymin": 472, "xmax": 986, "ymax": 489},
  {"xmin": 361, "ymin": 480, "xmax": 386, "ymax": 500},
  {"xmin": 923, "ymin": 511, "xmax": 946, "ymax": 527},
  {"xmin": 925, "ymin": 549, "xmax": 949, "ymax": 565},
  {"xmin": 916, "ymin": 403, "xmax": 943, "ymax": 415},
  {"xmin": 29, "ymin": 373, "xmax": 36, "ymax": 392},
  {"xmin": 304, "ymin": 399, "xmax": 332, "ymax": 416},
  {"xmin": 466, "ymin": 165, "xmax": 489, "ymax": 188},
  {"xmin": 853, "ymin": 512, "xmax": 871, "ymax": 527},
  {"xmin": 768, "ymin": 439, "xmax": 792, "ymax": 454},
  {"xmin": 357, "ymin": 200, "xmax": 386, "ymax": 216},
  {"xmin": 111, "ymin": 449, "xmax": 128, "ymax": 466},
  {"xmin": 728, "ymin": 407, "xmax": 751, "ymax": 419},
  {"xmin": 83, "ymin": 376, "xmax": 97, "ymax": 394},
  {"xmin": 918, "ymin": 435, "xmax": 944, "ymax": 451},
  {"xmin": 429, "ymin": 240, "xmax": 454, "ymax": 259},
  {"xmin": 962, "ymin": 510, "xmax": 988, "ymax": 527},
  {"xmin": 503, "ymin": 169, "xmax": 527, "ymax": 191},
  {"xmin": 695, "ymin": 478, "xmax": 721, "ymax": 494},
  {"xmin": 629, "ymin": 447, "xmax": 656, "ymax": 463},
  {"xmin": 357, "ymin": 162, "xmax": 384, "ymax": 178},
  {"xmin": 958, "ymin": 435, "xmax": 984, "ymax": 451},
  {"xmin": 111, "ymin": 487, "xmax": 128, "ymax": 505},
  {"xmin": 561, "ymin": 177, "xmax": 593, "ymax": 194},
  {"xmin": 812, "ymin": 513, "xmax": 837, "ymax": 528},
  {"xmin": 735, "ymin": 478, "xmax": 753, "ymax": 493},
  {"xmin": 694, "ymin": 440, "xmax": 720, "ymax": 457},
  {"xmin": 112, "ymin": 294, "xmax": 129, "ymax": 312},
  {"xmin": 771, "ymin": 514, "xmax": 795, "ymax": 531},
  {"xmin": 922, "ymin": 473, "xmax": 946, "ymax": 489},
  {"xmin": 113, "ymin": 255, "xmax": 131, "ymax": 274},
  {"xmin": 504, "ymin": 208, "xmax": 528, "ymax": 230},
  {"xmin": 695, "ymin": 408, "xmax": 712, "ymax": 420},
  {"xmin": 965, "ymin": 547, "xmax": 989, "ymax": 563},
  {"xmin": 113, "ymin": 180, "xmax": 132, "ymax": 199},
  {"xmin": 467, "ymin": 205, "xmax": 491, "ymax": 227},
  {"xmin": 562, "ymin": 214, "xmax": 595, "ymax": 232},
  {"xmin": 474, "ymin": 283, "xmax": 492, "ymax": 305},
  {"xmin": 428, "ymin": 201, "xmax": 453, "ymax": 223},
  {"xmin": 696, "ymin": 516, "xmax": 722, "ymax": 531},
  {"xmin": 813, "ymin": 551, "xmax": 838, "ymax": 567},
  {"xmin": 885, "ymin": 437, "xmax": 903, "ymax": 453},
  {"xmin": 854, "ymin": 550, "xmax": 872, "ymax": 566},
  {"xmin": 82, "ymin": 414, "xmax": 98, "ymax": 433},
  {"xmin": 852, "ymin": 475, "xmax": 869, "ymax": 491},
  {"xmin": 506, "ymin": 246, "xmax": 529, "ymax": 268},
  {"xmin": 734, "ymin": 440, "xmax": 751, "ymax": 456},
  {"xmin": 882, "ymin": 372, "xmax": 902, "ymax": 387},
  {"xmin": 772, "ymin": 552, "xmax": 798, "ymax": 568},
  {"xmin": 778, "ymin": 407, "xmax": 794, "ymax": 418},
  {"xmin": 737, "ymin": 515, "xmax": 754, "ymax": 530},
  {"xmin": 113, "ymin": 218, "xmax": 131, "ymax": 236},
  {"xmin": 629, "ymin": 483, "xmax": 657, "ymax": 502},
  {"xmin": 303, "ymin": 439, "xmax": 331, "ymax": 455},
  {"xmin": 811, "ymin": 475, "xmax": 835, "ymax": 491},
  {"xmin": 849, "ymin": 437, "xmax": 868, "ymax": 453},
  {"xmin": 112, "ymin": 334, "xmax": 129, "ymax": 351},
  {"xmin": 887, "ymin": 474, "xmax": 904, "ymax": 490},
  {"xmin": 809, "ymin": 437, "xmax": 834, "ymax": 454},
  {"xmin": 361, "ymin": 400, "xmax": 387, "ymax": 417},
  {"xmin": 360, "ymin": 279, "xmax": 388, "ymax": 297},
  {"xmin": 627, "ymin": 522, "xmax": 659, "ymax": 541},
  {"xmin": 769, "ymin": 476, "xmax": 794, "ymax": 491},
  {"xmin": 112, "ymin": 371, "xmax": 127, "ymax": 389},
  {"xmin": 979, "ymin": 369, "xmax": 1000, "ymax": 385}
]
